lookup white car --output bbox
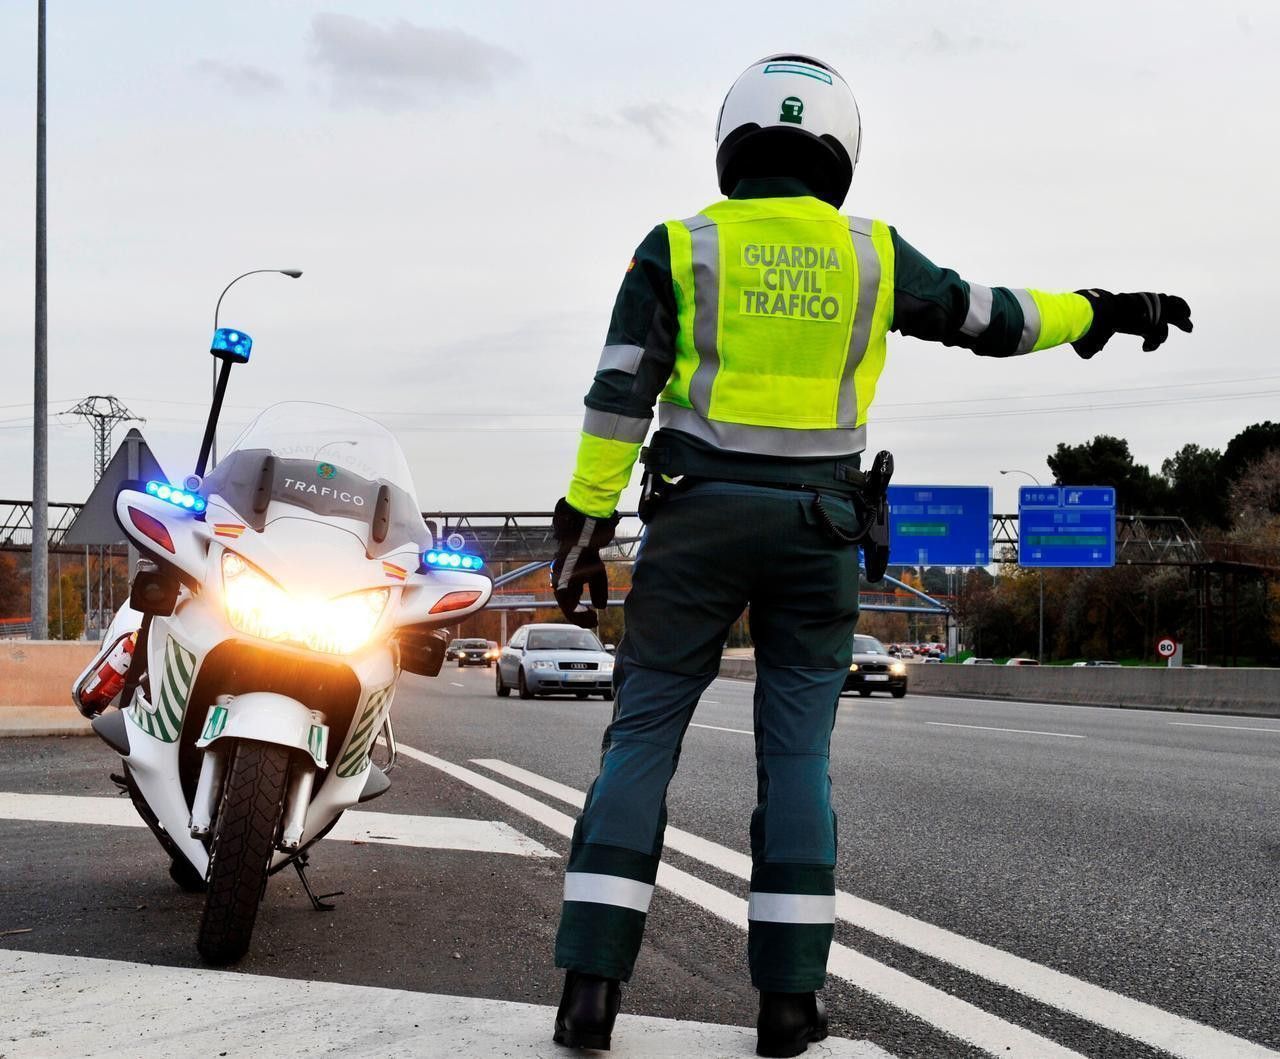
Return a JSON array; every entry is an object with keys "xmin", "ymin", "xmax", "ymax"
[{"xmin": 496, "ymin": 623, "xmax": 615, "ymax": 700}]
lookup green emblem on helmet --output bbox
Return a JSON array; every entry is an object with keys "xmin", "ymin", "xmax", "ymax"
[
  {"xmin": 779, "ymin": 96, "xmax": 804, "ymax": 124},
  {"xmin": 316, "ymin": 462, "xmax": 336, "ymax": 479}
]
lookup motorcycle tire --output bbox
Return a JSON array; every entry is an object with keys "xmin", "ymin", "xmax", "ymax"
[
  {"xmin": 495, "ymin": 667, "xmax": 510, "ymax": 697},
  {"xmin": 518, "ymin": 669, "xmax": 534, "ymax": 700},
  {"xmin": 196, "ymin": 740, "xmax": 290, "ymax": 965}
]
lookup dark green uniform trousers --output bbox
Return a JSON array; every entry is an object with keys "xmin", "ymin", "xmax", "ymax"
[{"xmin": 554, "ymin": 481, "xmax": 861, "ymax": 991}]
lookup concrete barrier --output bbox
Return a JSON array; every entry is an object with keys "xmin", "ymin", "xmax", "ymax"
[
  {"xmin": 717, "ymin": 655, "xmax": 1280, "ymax": 719},
  {"xmin": 0, "ymin": 641, "xmax": 96, "ymax": 736}
]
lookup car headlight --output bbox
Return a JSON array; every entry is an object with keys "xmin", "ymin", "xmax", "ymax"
[
  {"xmin": 848, "ymin": 663, "xmax": 859, "ymax": 672},
  {"xmin": 890, "ymin": 662, "xmax": 906, "ymax": 675},
  {"xmin": 221, "ymin": 551, "xmax": 389, "ymax": 655},
  {"xmin": 600, "ymin": 661, "xmax": 614, "ymax": 673},
  {"xmin": 530, "ymin": 660, "xmax": 557, "ymax": 670}
]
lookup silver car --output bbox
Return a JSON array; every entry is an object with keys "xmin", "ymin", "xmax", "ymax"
[{"xmin": 495, "ymin": 623, "xmax": 616, "ymax": 701}]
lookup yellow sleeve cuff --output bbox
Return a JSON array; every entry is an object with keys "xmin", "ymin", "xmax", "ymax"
[
  {"xmin": 566, "ymin": 432, "xmax": 642, "ymax": 518},
  {"xmin": 1029, "ymin": 290, "xmax": 1094, "ymax": 352}
]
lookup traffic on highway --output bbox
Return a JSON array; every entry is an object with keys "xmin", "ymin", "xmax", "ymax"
[{"xmin": 5, "ymin": 6, "xmax": 1277, "ymax": 1059}]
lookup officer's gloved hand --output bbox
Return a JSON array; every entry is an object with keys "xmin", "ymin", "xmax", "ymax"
[
  {"xmin": 1072, "ymin": 290, "xmax": 1193, "ymax": 359},
  {"xmin": 550, "ymin": 498, "xmax": 619, "ymax": 629}
]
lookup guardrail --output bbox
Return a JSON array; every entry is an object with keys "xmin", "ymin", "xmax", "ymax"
[{"xmin": 718, "ymin": 656, "xmax": 1280, "ymax": 719}]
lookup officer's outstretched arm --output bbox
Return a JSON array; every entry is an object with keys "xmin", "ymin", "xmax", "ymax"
[
  {"xmin": 889, "ymin": 229, "xmax": 1191, "ymax": 359},
  {"xmin": 552, "ymin": 225, "xmax": 678, "ymax": 626}
]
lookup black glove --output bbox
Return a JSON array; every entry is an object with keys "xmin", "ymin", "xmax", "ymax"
[
  {"xmin": 1072, "ymin": 289, "xmax": 1193, "ymax": 359},
  {"xmin": 550, "ymin": 497, "xmax": 619, "ymax": 629}
]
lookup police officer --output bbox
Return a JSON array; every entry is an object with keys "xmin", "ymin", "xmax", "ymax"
[{"xmin": 548, "ymin": 54, "xmax": 1191, "ymax": 1056}]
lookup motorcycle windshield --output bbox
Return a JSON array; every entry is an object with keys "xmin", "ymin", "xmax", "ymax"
[{"xmin": 204, "ymin": 402, "xmax": 428, "ymax": 553}]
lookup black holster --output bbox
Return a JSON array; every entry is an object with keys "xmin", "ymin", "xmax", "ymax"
[{"xmin": 810, "ymin": 449, "xmax": 893, "ymax": 583}]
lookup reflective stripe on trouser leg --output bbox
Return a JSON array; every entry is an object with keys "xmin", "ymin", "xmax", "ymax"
[
  {"xmin": 747, "ymin": 661, "xmax": 847, "ymax": 991},
  {"xmin": 554, "ymin": 662, "xmax": 717, "ymax": 981}
]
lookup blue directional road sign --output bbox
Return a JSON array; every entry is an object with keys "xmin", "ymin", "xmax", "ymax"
[
  {"xmin": 888, "ymin": 485, "xmax": 992, "ymax": 567},
  {"xmin": 1017, "ymin": 485, "xmax": 1116, "ymax": 568}
]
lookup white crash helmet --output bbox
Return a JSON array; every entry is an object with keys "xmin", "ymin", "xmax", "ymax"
[{"xmin": 715, "ymin": 54, "xmax": 861, "ymax": 207}]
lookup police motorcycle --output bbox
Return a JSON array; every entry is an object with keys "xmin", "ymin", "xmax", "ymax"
[{"xmin": 73, "ymin": 327, "xmax": 491, "ymax": 964}]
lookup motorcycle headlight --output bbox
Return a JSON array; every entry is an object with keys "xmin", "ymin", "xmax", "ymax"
[{"xmin": 221, "ymin": 551, "xmax": 389, "ymax": 655}]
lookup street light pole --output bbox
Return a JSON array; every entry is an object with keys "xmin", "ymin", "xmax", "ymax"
[
  {"xmin": 1001, "ymin": 468, "xmax": 1045, "ymax": 663},
  {"xmin": 209, "ymin": 268, "xmax": 302, "ymax": 466},
  {"xmin": 31, "ymin": 0, "xmax": 48, "ymax": 640}
]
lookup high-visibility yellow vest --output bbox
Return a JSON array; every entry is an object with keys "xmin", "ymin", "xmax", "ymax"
[{"xmin": 658, "ymin": 195, "xmax": 894, "ymax": 457}]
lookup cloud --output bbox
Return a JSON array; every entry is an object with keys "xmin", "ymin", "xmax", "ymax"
[
  {"xmin": 192, "ymin": 59, "xmax": 285, "ymax": 98},
  {"xmin": 587, "ymin": 102, "xmax": 698, "ymax": 148},
  {"xmin": 308, "ymin": 13, "xmax": 519, "ymax": 110}
]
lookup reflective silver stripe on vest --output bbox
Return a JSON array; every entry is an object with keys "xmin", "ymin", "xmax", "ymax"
[
  {"xmin": 962, "ymin": 282, "xmax": 994, "ymax": 338},
  {"xmin": 747, "ymin": 891, "xmax": 836, "ymax": 924},
  {"xmin": 596, "ymin": 343, "xmax": 645, "ymax": 375},
  {"xmin": 838, "ymin": 216, "xmax": 883, "ymax": 427},
  {"xmin": 583, "ymin": 407, "xmax": 651, "ymax": 444},
  {"xmin": 658, "ymin": 402, "xmax": 866, "ymax": 457},
  {"xmin": 1012, "ymin": 288, "xmax": 1041, "ymax": 352},
  {"xmin": 683, "ymin": 214, "xmax": 720, "ymax": 415},
  {"xmin": 563, "ymin": 872, "xmax": 654, "ymax": 913}
]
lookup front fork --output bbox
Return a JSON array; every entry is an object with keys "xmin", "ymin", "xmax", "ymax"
[{"xmin": 188, "ymin": 744, "xmax": 319, "ymax": 852}]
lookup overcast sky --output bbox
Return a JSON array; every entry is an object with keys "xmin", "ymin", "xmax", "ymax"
[{"xmin": 2, "ymin": 1, "xmax": 1277, "ymax": 515}]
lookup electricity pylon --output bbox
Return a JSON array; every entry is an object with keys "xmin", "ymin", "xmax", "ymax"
[{"xmin": 66, "ymin": 396, "xmax": 143, "ymax": 483}]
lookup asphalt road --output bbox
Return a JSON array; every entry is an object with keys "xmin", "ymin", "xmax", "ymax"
[{"xmin": 2, "ymin": 668, "xmax": 1278, "ymax": 1058}]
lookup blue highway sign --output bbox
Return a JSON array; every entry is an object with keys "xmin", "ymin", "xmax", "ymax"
[
  {"xmin": 1018, "ymin": 485, "xmax": 1116, "ymax": 568},
  {"xmin": 888, "ymin": 485, "xmax": 992, "ymax": 567}
]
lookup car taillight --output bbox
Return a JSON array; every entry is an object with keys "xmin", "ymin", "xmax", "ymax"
[
  {"xmin": 429, "ymin": 591, "xmax": 482, "ymax": 615},
  {"xmin": 128, "ymin": 507, "xmax": 175, "ymax": 553}
]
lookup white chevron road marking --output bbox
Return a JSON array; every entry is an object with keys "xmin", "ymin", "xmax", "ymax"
[
  {"xmin": 0, "ymin": 948, "xmax": 892, "ymax": 1059},
  {"xmin": 469, "ymin": 757, "xmax": 1278, "ymax": 1059},
  {"xmin": 399, "ymin": 746, "xmax": 1084, "ymax": 1059},
  {"xmin": 0, "ymin": 792, "xmax": 556, "ymax": 857}
]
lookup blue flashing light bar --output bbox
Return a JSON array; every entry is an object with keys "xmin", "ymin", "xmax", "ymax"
[
  {"xmin": 211, "ymin": 327, "xmax": 253, "ymax": 363},
  {"xmin": 146, "ymin": 480, "xmax": 206, "ymax": 513},
  {"xmin": 423, "ymin": 549, "xmax": 484, "ymax": 571}
]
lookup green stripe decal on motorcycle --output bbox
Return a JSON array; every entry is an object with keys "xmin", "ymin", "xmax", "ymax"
[
  {"xmin": 202, "ymin": 705, "xmax": 229, "ymax": 741},
  {"xmin": 336, "ymin": 685, "xmax": 393, "ymax": 778},
  {"xmin": 128, "ymin": 636, "xmax": 196, "ymax": 744}
]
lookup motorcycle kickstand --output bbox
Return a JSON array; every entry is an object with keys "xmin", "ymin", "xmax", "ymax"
[{"xmin": 293, "ymin": 851, "xmax": 343, "ymax": 912}]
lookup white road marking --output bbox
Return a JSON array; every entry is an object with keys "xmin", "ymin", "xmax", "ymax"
[
  {"xmin": 402, "ymin": 747, "xmax": 1082, "ymax": 1058},
  {"xmin": 0, "ymin": 948, "xmax": 892, "ymax": 1058},
  {"xmin": 1168, "ymin": 721, "xmax": 1280, "ymax": 733},
  {"xmin": 690, "ymin": 722, "xmax": 752, "ymax": 736},
  {"xmin": 450, "ymin": 681, "xmax": 466, "ymax": 687},
  {"xmin": 0, "ymin": 793, "xmax": 556, "ymax": 858},
  {"xmin": 925, "ymin": 721, "xmax": 1084, "ymax": 739},
  {"xmin": 471, "ymin": 758, "xmax": 1278, "ymax": 1059},
  {"xmin": 702, "ymin": 699, "xmax": 721, "ymax": 703}
]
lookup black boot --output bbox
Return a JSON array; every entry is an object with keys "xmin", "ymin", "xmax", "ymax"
[
  {"xmin": 553, "ymin": 971, "xmax": 622, "ymax": 1050},
  {"xmin": 757, "ymin": 991, "xmax": 828, "ymax": 1058}
]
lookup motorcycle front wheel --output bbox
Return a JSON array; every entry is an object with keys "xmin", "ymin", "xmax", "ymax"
[{"xmin": 196, "ymin": 740, "xmax": 290, "ymax": 965}]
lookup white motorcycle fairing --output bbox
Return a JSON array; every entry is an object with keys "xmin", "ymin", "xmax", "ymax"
[{"xmin": 80, "ymin": 404, "xmax": 492, "ymax": 960}]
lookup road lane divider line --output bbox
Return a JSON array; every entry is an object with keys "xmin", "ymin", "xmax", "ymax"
[
  {"xmin": 1, "ymin": 949, "xmax": 894, "ymax": 1059},
  {"xmin": 925, "ymin": 721, "xmax": 1084, "ymax": 739},
  {"xmin": 1168, "ymin": 721, "xmax": 1280, "ymax": 733},
  {"xmin": 450, "ymin": 681, "xmax": 466, "ymax": 687},
  {"xmin": 0, "ymin": 793, "xmax": 556, "ymax": 858},
  {"xmin": 399, "ymin": 746, "xmax": 1082, "ymax": 1058},
  {"xmin": 690, "ymin": 722, "xmax": 753, "ymax": 736},
  {"xmin": 470, "ymin": 758, "xmax": 1277, "ymax": 1059}
]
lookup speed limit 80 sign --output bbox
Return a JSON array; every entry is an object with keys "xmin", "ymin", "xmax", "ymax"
[{"xmin": 1156, "ymin": 637, "xmax": 1178, "ymax": 658}]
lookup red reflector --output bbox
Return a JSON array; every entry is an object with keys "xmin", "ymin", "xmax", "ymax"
[
  {"xmin": 128, "ymin": 506, "xmax": 175, "ymax": 553},
  {"xmin": 429, "ymin": 590, "xmax": 482, "ymax": 615}
]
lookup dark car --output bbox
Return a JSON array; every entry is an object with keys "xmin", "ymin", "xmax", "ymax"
[
  {"xmin": 455, "ymin": 638, "xmax": 496, "ymax": 668},
  {"xmin": 842, "ymin": 634, "xmax": 908, "ymax": 698}
]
